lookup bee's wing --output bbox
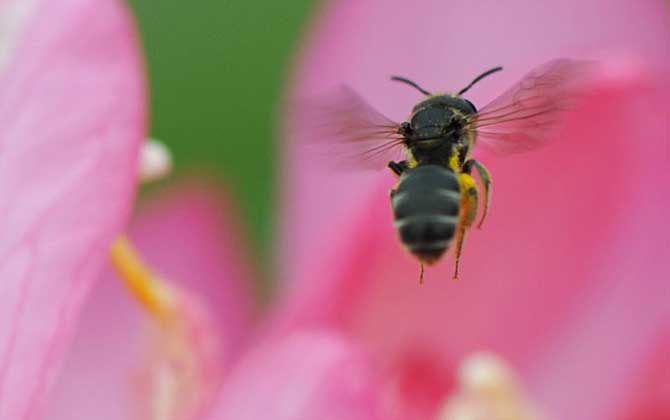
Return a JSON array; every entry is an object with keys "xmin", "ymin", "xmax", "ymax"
[
  {"xmin": 296, "ymin": 86, "xmax": 405, "ymax": 171},
  {"xmin": 465, "ymin": 59, "xmax": 593, "ymax": 155}
]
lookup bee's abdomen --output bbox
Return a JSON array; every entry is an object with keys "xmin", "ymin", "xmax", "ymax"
[{"xmin": 391, "ymin": 164, "xmax": 461, "ymax": 264}]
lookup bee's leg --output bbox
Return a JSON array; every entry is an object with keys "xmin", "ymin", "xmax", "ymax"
[
  {"xmin": 388, "ymin": 160, "xmax": 409, "ymax": 176},
  {"xmin": 463, "ymin": 159, "xmax": 492, "ymax": 228},
  {"xmin": 453, "ymin": 173, "xmax": 479, "ymax": 280}
]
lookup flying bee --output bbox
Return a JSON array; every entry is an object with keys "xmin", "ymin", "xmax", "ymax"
[{"xmin": 304, "ymin": 59, "xmax": 590, "ymax": 281}]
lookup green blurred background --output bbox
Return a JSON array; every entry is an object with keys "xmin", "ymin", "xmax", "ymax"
[{"xmin": 127, "ymin": 0, "xmax": 316, "ymax": 264}]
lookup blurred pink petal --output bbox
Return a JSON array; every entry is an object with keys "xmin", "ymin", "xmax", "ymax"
[
  {"xmin": 280, "ymin": 1, "xmax": 669, "ymax": 419},
  {"xmin": 131, "ymin": 182, "xmax": 256, "ymax": 353},
  {"xmin": 45, "ymin": 184, "xmax": 255, "ymax": 420},
  {"xmin": 525, "ymin": 78, "xmax": 670, "ymax": 420},
  {"xmin": 206, "ymin": 331, "xmax": 388, "ymax": 420},
  {"xmin": 617, "ymin": 338, "xmax": 670, "ymax": 420},
  {"xmin": 0, "ymin": 0, "xmax": 145, "ymax": 418},
  {"xmin": 43, "ymin": 257, "xmax": 141, "ymax": 420}
]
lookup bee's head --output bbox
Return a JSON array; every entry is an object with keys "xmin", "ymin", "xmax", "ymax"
[
  {"xmin": 391, "ymin": 67, "xmax": 503, "ymax": 149},
  {"xmin": 403, "ymin": 95, "xmax": 476, "ymax": 148},
  {"xmin": 412, "ymin": 95, "xmax": 477, "ymax": 114}
]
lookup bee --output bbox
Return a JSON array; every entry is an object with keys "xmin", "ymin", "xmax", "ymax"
[{"xmin": 306, "ymin": 59, "xmax": 589, "ymax": 281}]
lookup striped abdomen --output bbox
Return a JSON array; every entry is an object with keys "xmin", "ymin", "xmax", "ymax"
[{"xmin": 390, "ymin": 164, "xmax": 461, "ymax": 264}]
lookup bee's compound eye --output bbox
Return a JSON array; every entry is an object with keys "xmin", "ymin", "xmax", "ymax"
[{"xmin": 464, "ymin": 99, "xmax": 477, "ymax": 113}]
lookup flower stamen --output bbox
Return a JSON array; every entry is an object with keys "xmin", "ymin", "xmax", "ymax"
[
  {"xmin": 139, "ymin": 139, "xmax": 173, "ymax": 183},
  {"xmin": 440, "ymin": 352, "xmax": 544, "ymax": 420},
  {"xmin": 110, "ymin": 235, "xmax": 176, "ymax": 324},
  {"xmin": 110, "ymin": 236, "xmax": 221, "ymax": 420}
]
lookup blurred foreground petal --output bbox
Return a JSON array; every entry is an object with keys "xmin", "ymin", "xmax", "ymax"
[
  {"xmin": 46, "ymin": 184, "xmax": 256, "ymax": 420},
  {"xmin": 207, "ymin": 331, "xmax": 387, "ymax": 420},
  {"xmin": 617, "ymin": 338, "xmax": 670, "ymax": 420},
  {"xmin": 130, "ymin": 183, "xmax": 256, "ymax": 350},
  {"xmin": 526, "ymin": 73, "xmax": 670, "ymax": 419},
  {"xmin": 0, "ymin": 0, "xmax": 145, "ymax": 418}
]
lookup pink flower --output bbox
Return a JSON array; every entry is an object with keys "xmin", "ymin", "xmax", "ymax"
[
  {"xmin": 4, "ymin": 0, "xmax": 669, "ymax": 419},
  {"xmin": 0, "ymin": 0, "xmax": 145, "ymax": 418},
  {"xmin": 278, "ymin": 0, "xmax": 670, "ymax": 419}
]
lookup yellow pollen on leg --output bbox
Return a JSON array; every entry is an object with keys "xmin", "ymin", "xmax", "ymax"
[{"xmin": 449, "ymin": 152, "xmax": 461, "ymax": 172}]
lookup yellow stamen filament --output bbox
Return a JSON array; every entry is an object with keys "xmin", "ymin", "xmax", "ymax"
[
  {"xmin": 110, "ymin": 235, "xmax": 176, "ymax": 324},
  {"xmin": 110, "ymin": 235, "xmax": 219, "ymax": 420}
]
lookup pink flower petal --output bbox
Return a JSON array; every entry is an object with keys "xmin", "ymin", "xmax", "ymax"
[
  {"xmin": 45, "ymin": 183, "xmax": 256, "ymax": 419},
  {"xmin": 617, "ymin": 337, "xmax": 670, "ymax": 420},
  {"xmin": 524, "ymin": 80, "xmax": 670, "ymax": 420},
  {"xmin": 206, "ymin": 331, "xmax": 388, "ymax": 420},
  {"xmin": 43, "ymin": 259, "xmax": 142, "ymax": 420},
  {"xmin": 130, "ymin": 182, "xmax": 257, "ymax": 355},
  {"xmin": 0, "ymin": 0, "xmax": 145, "ymax": 418}
]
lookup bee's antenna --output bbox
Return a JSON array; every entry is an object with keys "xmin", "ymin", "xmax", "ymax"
[
  {"xmin": 457, "ymin": 66, "xmax": 503, "ymax": 96},
  {"xmin": 419, "ymin": 263, "xmax": 425, "ymax": 284},
  {"xmin": 391, "ymin": 76, "xmax": 432, "ymax": 96}
]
